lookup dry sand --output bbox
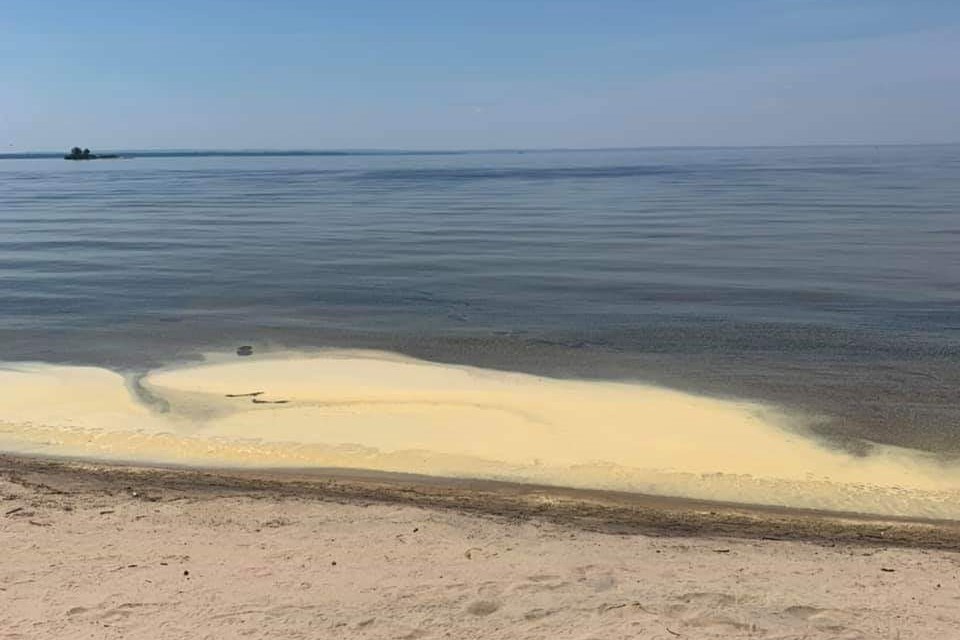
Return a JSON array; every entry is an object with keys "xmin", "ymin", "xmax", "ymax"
[
  {"xmin": 2, "ymin": 456, "xmax": 960, "ymax": 640},
  {"xmin": 2, "ymin": 350, "xmax": 960, "ymax": 519},
  {"xmin": 4, "ymin": 350, "xmax": 960, "ymax": 638}
]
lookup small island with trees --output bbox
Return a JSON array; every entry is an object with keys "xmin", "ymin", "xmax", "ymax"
[{"xmin": 64, "ymin": 147, "xmax": 119, "ymax": 160}]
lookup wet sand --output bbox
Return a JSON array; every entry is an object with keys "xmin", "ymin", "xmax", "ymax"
[
  {"xmin": 4, "ymin": 454, "xmax": 960, "ymax": 548},
  {"xmin": 2, "ymin": 454, "xmax": 959, "ymax": 639}
]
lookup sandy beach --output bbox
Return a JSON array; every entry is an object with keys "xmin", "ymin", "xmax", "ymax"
[
  {"xmin": 3, "ymin": 352, "xmax": 960, "ymax": 638},
  {"xmin": 2, "ymin": 345, "xmax": 959, "ymax": 640},
  {"xmin": 2, "ymin": 455, "xmax": 960, "ymax": 639},
  {"xmin": 6, "ymin": 4, "xmax": 960, "ymax": 635}
]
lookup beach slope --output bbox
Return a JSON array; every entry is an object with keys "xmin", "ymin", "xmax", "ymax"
[{"xmin": 2, "ymin": 456, "xmax": 959, "ymax": 639}]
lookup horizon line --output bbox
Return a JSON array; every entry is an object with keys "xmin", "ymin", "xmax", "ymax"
[{"xmin": 2, "ymin": 141, "xmax": 959, "ymax": 159}]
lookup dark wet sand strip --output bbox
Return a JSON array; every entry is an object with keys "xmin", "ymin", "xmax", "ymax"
[{"xmin": 3, "ymin": 454, "xmax": 958, "ymax": 551}]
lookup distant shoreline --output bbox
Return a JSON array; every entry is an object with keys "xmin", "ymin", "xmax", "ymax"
[
  {"xmin": 3, "ymin": 142, "xmax": 959, "ymax": 161},
  {"xmin": 1, "ymin": 149, "xmax": 474, "ymax": 160}
]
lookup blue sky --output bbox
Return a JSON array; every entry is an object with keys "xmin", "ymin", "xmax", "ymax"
[{"xmin": 2, "ymin": 0, "xmax": 959, "ymax": 150}]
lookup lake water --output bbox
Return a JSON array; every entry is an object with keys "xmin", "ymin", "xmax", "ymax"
[{"xmin": 2, "ymin": 146, "xmax": 959, "ymax": 455}]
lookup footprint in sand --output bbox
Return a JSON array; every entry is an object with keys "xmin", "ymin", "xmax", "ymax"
[
  {"xmin": 523, "ymin": 607, "xmax": 559, "ymax": 620},
  {"xmin": 683, "ymin": 616, "xmax": 757, "ymax": 634},
  {"xmin": 100, "ymin": 609, "xmax": 132, "ymax": 625},
  {"xmin": 62, "ymin": 602, "xmax": 163, "ymax": 629},
  {"xmin": 783, "ymin": 605, "xmax": 863, "ymax": 634},
  {"xmin": 663, "ymin": 592, "xmax": 733, "ymax": 618},
  {"xmin": 465, "ymin": 600, "xmax": 501, "ymax": 616},
  {"xmin": 508, "ymin": 574, "xmax": 570, "ymax": 593},
  {"xmin": 573, "ymin": 565, "xmax": 618, "ymax": 592},
  {"xmin": 354, "ymin": 617, "xmax": 375, "ymax": 629},
  {"xmin": 677, "ymin": 592, "xmax": 737, "ymax": 607},
  {"xmin": 662, "ymin": 592, "xmax": 758, "ymax": 633}
]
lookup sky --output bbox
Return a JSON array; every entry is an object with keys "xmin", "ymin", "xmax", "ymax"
[{"xmin": 2, "ymin": 0, "xmax": 959, "ymax": 150}]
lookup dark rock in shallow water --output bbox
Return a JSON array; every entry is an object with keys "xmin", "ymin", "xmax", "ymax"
[{"xmin": 236, "ymin": 345, "xmax": 254, "ymax": 356}]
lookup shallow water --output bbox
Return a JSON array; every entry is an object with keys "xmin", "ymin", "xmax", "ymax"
[
  {"xmin": 1, "ymin": 146, "xmax": 959, "ymax": 490},
  {"xmin": 2, "ymin": 351, "xmax": 959, "ymax": 519}
]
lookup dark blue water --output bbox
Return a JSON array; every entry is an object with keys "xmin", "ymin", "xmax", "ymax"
[{"xmin": 2, "ymin": 146, "xmax": 959, "ymax": 453}]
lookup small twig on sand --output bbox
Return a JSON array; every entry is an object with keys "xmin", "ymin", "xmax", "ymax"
[
  {"xmin": 4, "ymin": 506, "xmax": 24, "ymax": 516},
  {"xmin": 251, "ymin": 398, "xmax": 289, "ymax": 404},
  {"xmin": 665, "ymin": 627, "xmax": 681, "ymax": 637},
  {"xmin": 225, "ymin": 391, "xmax": 264, "ymax": 398}
]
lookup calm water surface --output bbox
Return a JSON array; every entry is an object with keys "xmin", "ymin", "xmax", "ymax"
[{"xmin": 1, "ymin": 146, "xmax": 959, "ymax": 453}]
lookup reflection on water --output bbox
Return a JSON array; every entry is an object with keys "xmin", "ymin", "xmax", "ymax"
[{"xmin": 1, "ymin": 146, "xmax": 959, "ymax": 454}]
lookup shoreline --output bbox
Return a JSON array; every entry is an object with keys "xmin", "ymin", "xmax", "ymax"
[
  {"xmin": 4, "ymin": 453, "xmax": 959, "ymax": 550},
  {"xmin": 5, "ymin": 350, "xmax": 960, "ymax": 521}
]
